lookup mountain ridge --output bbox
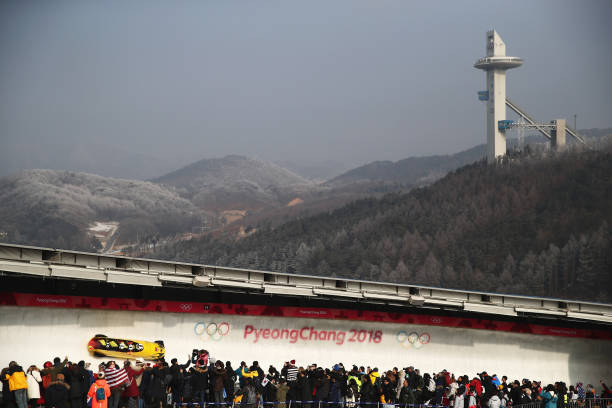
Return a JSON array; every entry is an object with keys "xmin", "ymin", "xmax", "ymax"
[
  {"xmin": 152, "ymin": 155, "xmax": 317, "ymax": 211},
  {"xmin": 150, "ymin": 145, "xmax": 612, "ymax": 303},
  {"xmin": 326, "ymin": 144, "xmax": 486, "ymax": 187},
  {"xmin": 0, "ymin": 169, "xmax": 200, "ymax": 250}
]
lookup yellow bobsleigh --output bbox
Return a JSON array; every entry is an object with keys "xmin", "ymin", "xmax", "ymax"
[{"xmin": 87, "ymin": 334, "xmax": 165, "ymax": 361}]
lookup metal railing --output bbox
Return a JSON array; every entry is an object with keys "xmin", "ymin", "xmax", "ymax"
[
  {"xmin": 173, "ymin": 398, "xmax": 612, "ymax": 408},
  {"xmin": 172, "ymin": 402, "xmax": 448, "ymax": 408},
  {"xmin": 510, "ymin": 398, "xmax": 612, "ymax": 408}
]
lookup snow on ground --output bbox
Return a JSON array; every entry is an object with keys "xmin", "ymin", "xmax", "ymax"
[
  {"xmin": 89, "ymin": 221, "xmax": 119, "ymax": 233},
  {"xmin": 88, "ymin": 221, "xmax": 119, "ymax": 251}
]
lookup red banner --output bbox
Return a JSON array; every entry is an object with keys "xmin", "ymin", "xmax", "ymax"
[{"xmin": 0, "ymin": 292, "xmax": 610, "ymax": 341}]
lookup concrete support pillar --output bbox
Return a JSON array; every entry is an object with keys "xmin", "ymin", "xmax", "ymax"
[
  {"xmin": 551, "ymin": 119, "xmax": 566, "ymax": 150},
  {"xmin": 487, "ymin": 69, "xmax": 508, "ymax": 162}
]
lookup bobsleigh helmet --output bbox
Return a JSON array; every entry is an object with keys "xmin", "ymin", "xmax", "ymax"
[{"xmin": 44, "ymin": 361, "xmax": 53, "ymax": 369}]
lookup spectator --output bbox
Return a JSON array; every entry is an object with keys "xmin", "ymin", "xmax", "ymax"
[
  {"xmin": 143, "ymin": 365, "xmax": 164, "ymax": 408},
  {"xmin": 540, "ymin": 384, "xmax": 559, "ymax": 408},
  {"xmin": 25, "ymin": 366, "xmax": 42, "ymax": 408},
  {"xmin": 520, "ymin": 387, "xmax": 533, "ymax": 404},
  {"xmin": 190, "ymin": 362, "xmax": 208, "ymax": 408},
  {"xmin": 329, "ymin": 374, "xmax": 342, "ymax": 407},
  {"xmin": 262, "ymin": 368, "xmax": 278, "ymax": 404},
  {"xmin": 41, "ymin": 358, "xmax": 68, "ymax": 383},
  {"xmin": 224, "ymin": 361, "xmax": 236, "ymax": 402},
  {"xmin": 487, "ymin": 391, "xmax": 501, "ymax": 408},
  {"xmin": 238, "ymin": 378, "xmax": 258, "ymax": 408},
  {"xmin": 585, "ymin": 384, "xmax": 595, "ymax": 400},
  {"xmin": 5, "ymin": 362, "xmax": 28, "ymax": 408},
  {"xmin": 87, "ymin": 372, "xmax": 111, "ymax": 408},
  {"xmin": 601, "ymin": 381, "xmax": 612, "ymax": 399},
  {"xmin": 576, "ymin": 382, "xmax": 585, "ymax": 400},
  {"xmin": 235, "ymin": 361, "xmax": 247, "ymax": 389},
  {"xmin": 45, "ymin": 374, "xmax": 69, "ymax": 408},
  {"xmin": 313, "ymin": 368, "xmax": 330, "ymax": 404},
  {"xmin": 295, "ymin": 369, "xmax": 312, "ymax": 408},
  {"xmin": 453, "ymin": 376, "xmax": 468, "ymax": 408},
  {"xmin": 68, "ymin": 363, "xmax": 86, "ymax": 408},
  {"xmin": 399, "ymin": 378, "xmax": 413, "ymax": 406},
  {"xmin": 380, "ymin": 375, "xmax": 395, "ymax": 404},
  {"xmin": 276, "ymin": 378, "xmax": 290, "ymax": 408},
  {"xmin": 182, "ymin": 367, "xmax": 194, "ymax": 407},
  {"xmin": 103, "ymin": 361, "xmax": 128, "ymax": 408},
  {"xmin": 360, "ymin": 373, "xmax": 378, "ymax": 405},
  {"xmin": 211, "ymin": 360, "xmax": 228, "ymax": 404},
  {"xmin": 568, "ymin": 385, "xmax": 578, "ymax": 402},
  {"xmin": 6, "ymin": 351, "xmax": 612, "ymax": 408},
  {"xmin": 168, "ymin": 357, "xmax": 189, "ymax": 407},
  {"xmin": 121, "ymin": 361, "xmax": 143, "ymax": 408}
]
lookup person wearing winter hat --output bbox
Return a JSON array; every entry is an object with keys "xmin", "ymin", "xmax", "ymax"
[
  {"xmin": 520, "ymin": 387, "xmax": 533, "ymax": 405},
  {"xmin": 5, "ymin": 361, "xmax": 28, "ymax": 408},
  {"xmin": 286, "ymin": 360, "xmax": 298, "ymax": 384},
  {"xmin": 540, "ymin": 385, "xmax": 558, "ymax": 408},
  {"xmin": 276, "ymin": 378, "xmax": 290, "ymax": 408},
  {"xmin": 45, "ymin": 373, "xmax": 70, "ymax": 408},
  {"xmin": 87, "ymin": 372, "xmax": 111, "ymax": 408},
  {"xmin": 41, "ymin": 356, "xmax": 68, "ymax": 382},
  {"xmin": 121, "ymin": 362, "xmax": 143, "ymax": 408},
  {"xmin": 26, "ymin": 366, "xmax": 42, "ymax": 408}
]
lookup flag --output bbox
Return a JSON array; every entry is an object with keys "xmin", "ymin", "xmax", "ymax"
[{"xmin": 104, "ymin": 367, "xmax": 129, "ymax": 389}]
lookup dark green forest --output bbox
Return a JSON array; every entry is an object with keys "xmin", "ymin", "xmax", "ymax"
[{"xmin": 152, "ymin": 147, "xmax": 612, "ymax": 303}]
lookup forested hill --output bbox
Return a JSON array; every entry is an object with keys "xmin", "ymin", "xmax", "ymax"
[
  {"xmin": 325, "ymin": 144, "xmax": 485, "ymax": 187},
  {"xmin": 152, "ymin": 147, "xmax": 612, "ymax": 303},
  {"xmin": 152, "ymin": 155, "xmax": 315, "ymax": 210},
  {"xmin": 0, "ymin": 170, "xmax": 199, "ymax": 250}
]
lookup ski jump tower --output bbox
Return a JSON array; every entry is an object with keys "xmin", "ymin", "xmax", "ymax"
[
  {"xmin": 474, "ymin": 30, "xmax": 587, "ymax": 163},
  {"xmin": 474, "ymin": 30, "xmax": 523, "ymax": 163}
]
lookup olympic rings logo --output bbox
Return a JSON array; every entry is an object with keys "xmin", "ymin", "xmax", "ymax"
[
  {"xmin": 194, "ymin": 322, "xmax": 231, "ymax": 342},
  {"xmin": 396, "ymin": 331, "xmax": 431, "ymax": 349},
  {"xmin": 180, "ymin": 304, "xmax": 193, "ymax": 311}
]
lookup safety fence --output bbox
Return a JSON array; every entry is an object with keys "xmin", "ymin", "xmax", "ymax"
[
  {"xmin": 504, "ymin": 398, "xmax": 612, "ymax": 408},
  {"xmin": 173, "ymin": 399, "xmax": 612, "ymax": 408},
  {"xmin": 173, "ymin": 402, "xmax": 448, "ymax": 408}
]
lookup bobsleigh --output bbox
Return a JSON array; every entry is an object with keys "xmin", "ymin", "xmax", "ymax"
[{"xmin": 87, "ymin": 334, "xmax": 165, "ymax": 361}]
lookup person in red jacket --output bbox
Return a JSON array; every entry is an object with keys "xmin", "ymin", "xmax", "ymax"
[
  {"xmin": 87, "ymin": 373, "xmax": 111, "ymax": 408},
  {"xmin": 601, "ymin": 381, "xmax": 612, "ymax": 398},
  {"xmin": 121, "ymin": 361, "xmax": 144, "ymax": 408}
]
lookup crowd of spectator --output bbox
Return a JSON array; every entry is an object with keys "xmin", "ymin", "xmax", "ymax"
[{"xmin": 2, "ymin": 350, "xmax": 611, "ymax": 408}]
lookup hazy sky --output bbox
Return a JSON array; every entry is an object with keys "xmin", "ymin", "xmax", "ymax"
[{"xmin": 1, "ymin": 0, "xmax": 611, "ymax": 172}]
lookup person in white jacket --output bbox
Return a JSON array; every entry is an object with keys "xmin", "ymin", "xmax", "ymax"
[
  {"xmin": 26, "ymin": 365, "xmax": 42, "ymax": 406},
  {"xmin": 487, "ymin": 393, "xmax": 501, "ymax": 408},
  {"xmin": 454, "ymin": 376, "xmax": 468, "ymax": 408},
  {"xmin": 395, "ymin": 369, "xmax": 406, "ymax": 401}
]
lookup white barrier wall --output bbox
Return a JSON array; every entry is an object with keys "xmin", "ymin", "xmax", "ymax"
[{"xmin": 1, "ymin": 305, "xmax": 611, "ymax": 386}]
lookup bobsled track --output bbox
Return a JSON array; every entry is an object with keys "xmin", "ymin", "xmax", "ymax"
[{"xmin": 0, "ymin": 243, "xmax": 611, "ymax": 385}]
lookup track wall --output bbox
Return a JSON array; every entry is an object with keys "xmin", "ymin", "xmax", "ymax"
[{"xmin": 1, "ymin": 305, "xmax": 611, "ymax": 385}]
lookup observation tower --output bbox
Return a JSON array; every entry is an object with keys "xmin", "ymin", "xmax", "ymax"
[{"xmin": 474, "ymin": 30, "xmax": 523, "ymax": 163}]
